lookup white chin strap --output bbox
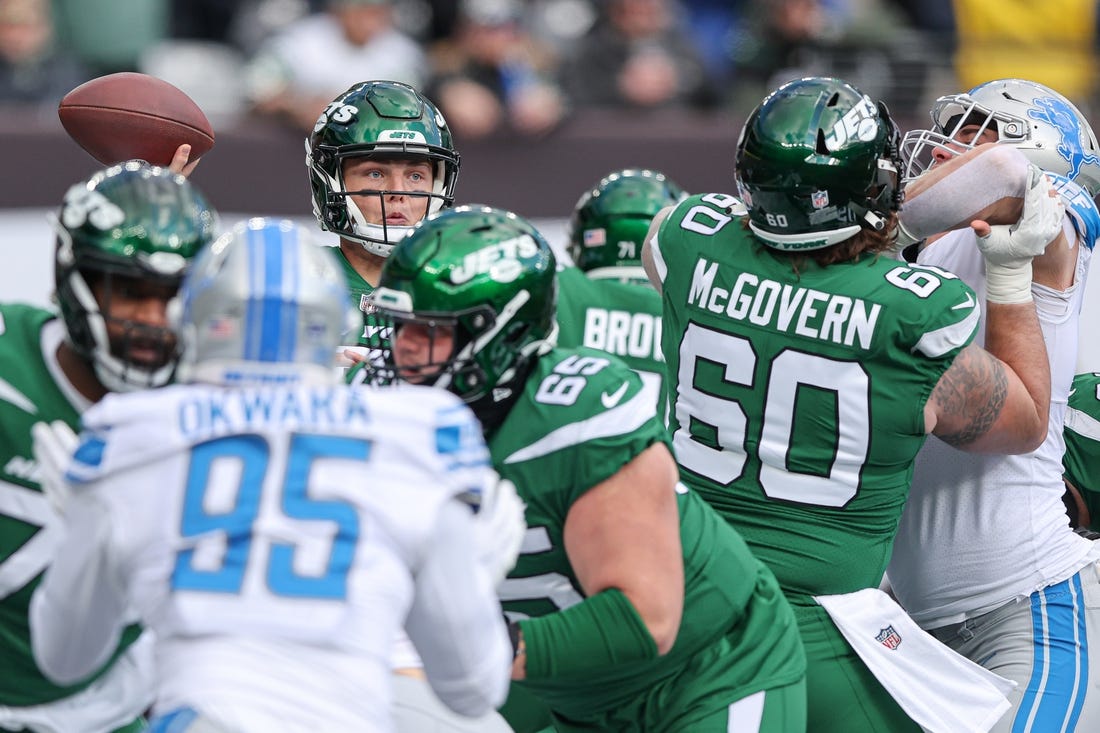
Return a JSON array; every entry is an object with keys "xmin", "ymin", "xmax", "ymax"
[{"xmin": 350, "ymin": 220, "xmax": 415, "ymax": 257}]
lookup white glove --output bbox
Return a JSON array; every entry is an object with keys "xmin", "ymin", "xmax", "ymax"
[
  {"xmin": 473, "ymin": 471, "xmax": 527, "ymax": 589},
  {"xmin": 977, "ymin": 163, "xmax": 1065, "ymax": 304},
  {"xmin": 31, "ymin": 420, "xmax": 79, "ymax": 515}
]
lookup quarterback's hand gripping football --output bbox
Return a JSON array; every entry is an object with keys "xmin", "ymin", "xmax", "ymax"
[
  {"xmin": 31, "ymin": 420, "xmax": 79, "ymax": 515},
  {"xmin": 977, "ymin": 164, "xmax": 1065, "ymax": 304},
  {"xmin": 474, "ymin": 472, "xmax": 527, "ymax": 589}
]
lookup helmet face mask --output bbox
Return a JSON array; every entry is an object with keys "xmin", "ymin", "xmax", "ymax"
[
  {"xmin": 370, "ymin": 206, "xmax": 556, "ymax": 426},
  {"xmin": 901, "ymin": 78, "xmax": 1100, "ymax": 195},
  {"xmin": 306, "ymin": 81, "xmax": 460, "ymax": 258},
  {"xmin": 568, "ymin": 168, "xmax": 687, "ymax": 282},
  {"xmin": 735, "ymin": 77, "xmax": 903, "ymax": 252},
  {"xmin": 52, "ymin": 162, "xmax": 218, "ymax": 392},
  {"xmin": 175, "ymin": 218, "xmax": 355, "ymax": 386}
]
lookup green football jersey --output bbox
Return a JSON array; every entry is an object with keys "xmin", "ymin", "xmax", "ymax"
[
  {"xmin": 493, "ymin": 346, "xmax": 804, "ymax": 724},
  {"xmin": 555, "ymin": 266, "xmax": 669, "ymax": 420},
  {"xmin": 652, "ymin": 193, "xmax": 980, "ymax": 599},
  {"xmin": 336, "ymin": 250, "xmax": 390, "ymax": 352},
  {"xmin": 336, "ymin": 251, "xmax": 392, "ymax": 386},
  {"xmin": 1064, "ymin": 371, "xmax": 1100, "ymax": 532},
  {"xmin": 0, "ymin": 304, "xmax": 141, "ymax": 706}
]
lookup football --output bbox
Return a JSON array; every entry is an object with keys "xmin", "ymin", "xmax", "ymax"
[{"xmin": 58, "ymin": 72, "xmax": 215, "ymax": 167}]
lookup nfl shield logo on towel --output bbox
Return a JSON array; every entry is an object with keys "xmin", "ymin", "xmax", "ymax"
[
  {"xmin": 876, "ymin": 625, "xmax": 902, "ymax": 650},
  {"xmin": 811, "ymin": 190, "xmax": 829, "ymax": 209}
]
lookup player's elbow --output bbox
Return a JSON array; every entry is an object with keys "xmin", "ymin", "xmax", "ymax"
[
  {"xmin": 1011, "ymin": 412, "xmax": 1049, "ymax": 454},
  {"xmin": 428, "ymin": 666, "xmax": 510, "ymax": 718},
  {"xmin": 650, "ymin": 616, "xmax": 680, "ymax": 656},
  {"xmin": 30, "ymin": 611, "xmax": 96, "ymax": 685},
  {"xmin": 638, "ymin": 598, "xmax": 677, "ymax": 651}
]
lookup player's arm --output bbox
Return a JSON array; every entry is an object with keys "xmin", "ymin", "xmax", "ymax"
[
  {"xmin": 924, "ymin": 314, "xmax": 1049, "ymax": 454},
  {"xmin": 1063, "ymin": 479, "xmax": 1092, "ymax": 530},
  {"xmin": 641, "ymin": 205, "xmax": 675, "ymax": 295},
  {"xmin": 405, "ymin": 498, "xmax": 512, "ymax": 717},
  {"xmin": 510, "ymin": 442, "xmax": 684, "ymax": 681},
  {"xmin": 902, "ymin": 143, "xmax": 1075, "ymax": 288},
  {"xmin": 29, "ymin": 495, "xmax": 130, "ymax": 685}
]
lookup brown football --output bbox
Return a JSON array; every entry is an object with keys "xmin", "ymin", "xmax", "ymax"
[{"xmin": 58, "ymin": 72, "xmax": 215, "ymax": 167}]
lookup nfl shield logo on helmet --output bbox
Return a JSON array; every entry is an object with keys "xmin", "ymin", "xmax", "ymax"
[
  {"xmin": 583, "ymin": 228, "xmax": 606, "ymax": 247},
  {"xmin": 811, "ymin": 190, "xmax": 830, "ymax": 209},
  {"xmin": 876, "ymin": 625, "xmax": 902, "ymax": 650}
]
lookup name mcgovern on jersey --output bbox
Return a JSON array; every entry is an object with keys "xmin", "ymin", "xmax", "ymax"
[{"xmin": 688, "ymin": 258, "xmax": 881, "ymax": 350}]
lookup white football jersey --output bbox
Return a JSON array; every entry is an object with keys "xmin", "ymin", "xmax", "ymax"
[
  {"xmin": 888, "ymin": 219, "xmax": 1096, "ymax": 628},
  {"xmin": 30, "ymin": 383, "xmax": 511, "ymax": 732}
]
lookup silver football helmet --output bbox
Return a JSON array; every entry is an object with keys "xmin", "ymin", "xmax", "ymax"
[
  {"xmin": 174, "ymin": 218, "xmax": 358, "ymax": 385},
  {"xmin": 902, "ymin": 78, "xmax": 1100, "ymax": 195}
]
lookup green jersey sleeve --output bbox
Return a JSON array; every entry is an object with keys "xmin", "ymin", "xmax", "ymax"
[{"xmin": 1064, "ymin": 372, "xmax": 1100, "ymax": 531}]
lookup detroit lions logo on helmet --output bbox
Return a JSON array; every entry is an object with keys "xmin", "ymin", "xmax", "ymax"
[{"xmin": 1028, "ymin": 96, "xmax": 1100, "ymax": 184}]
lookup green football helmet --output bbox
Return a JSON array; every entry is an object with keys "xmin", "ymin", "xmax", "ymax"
[
  {"xmin": 306, "ymin": 80, "xmax": 460, "ymax": 257},
  {"xmin": 371, "ymin": 205, "xmax": 557, "ymax": 429},
  {"xmin": 735, "ymin": 76, "xmax": 903, "ymax": 251},
  {"xmin": 52, "ymin": 161, "xmax": 218, "ymax": 392},
  {"xmin": 567, "ymin": 168, "xmax": 687, "ymax": 284}
]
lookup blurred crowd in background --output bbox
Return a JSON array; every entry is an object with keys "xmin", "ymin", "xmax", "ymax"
[{"xmin": 1, "ymin": 0, "xmax": 1097, "ymax": 142}]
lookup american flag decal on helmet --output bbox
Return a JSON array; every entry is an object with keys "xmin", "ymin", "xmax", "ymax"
[
  {"xmin": 583, "ymin": 228, "xmax": 606, "ymax": 247},
  {"xmin": 876, "ymin": 625, "xmax": 902, "ymax": 650},
  {"xmin": 206, "ymin": 316, "xmax": 235, "ymax": 339}
]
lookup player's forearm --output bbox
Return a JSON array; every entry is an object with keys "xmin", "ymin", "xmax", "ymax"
[
  {"xmin": 30, "ymin": 514, "xmax": 129, "ymax": 684},
  {"xmin": 978, "ymin": 301, "xmax": 1051, "ymax": 452},
  {"xmin": 514, "ymin": 587, "xmax": 658, "ymax": 681},
  {"xmin": 900, "ymin": 144, "xmax": 1027, "ymax": 237},
  {"xmin": 408, "ymin": 501, "xmax": 512, "ymax": 715}
]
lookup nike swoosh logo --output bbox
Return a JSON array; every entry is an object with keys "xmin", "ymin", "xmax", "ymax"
[
  {"xmin": 601, "ymin": 383, "xmax": 629, "ymax": 409},
  {"xmin": 951, "ymin": 292, "xmax": 976, "ymax": 310}
]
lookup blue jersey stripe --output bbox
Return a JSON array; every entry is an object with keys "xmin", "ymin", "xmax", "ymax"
[
  {"xmin": 257, "ymin": 223, "xmax": 285, "ymax": 362},
  {"xmin": 279, "ymin": 224, "xmax": 300, "ymax": 363},
  {"xmin": 244, "ymin": 225, "xmax": 266, "ymax": 361},
  {"xmin": 1013, "ymin": 575, "xmax": 1089, "ymax": 732}
]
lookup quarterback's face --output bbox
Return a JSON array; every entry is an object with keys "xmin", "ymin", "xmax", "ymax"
[
  {"xmin": 392, "ymin": 320, "xmax": 455, "ymax": 384},
  {"xmin": 342, "ymin": 157, "xmax": 434, "ymax": 228}
]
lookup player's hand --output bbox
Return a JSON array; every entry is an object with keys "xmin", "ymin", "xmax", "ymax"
[
  {"xmin": 975, "ymin": 164, "xmax": 1064, "ymax": 304},
  {"xmin": 474, "ymin": 472, "xmax": 527, "ymax": 588},
  {"xmin": 169, "ymin": 144, "xmax": 201, "ymax": 177},
  {"xmin": 976, "ymin": 164, "xmax": 1063, "ymax": 267},
  {"xmin": 31, "ymin": 420, "xmax": 79, "ymax": 515},
  {"xmin": 337, "ymin": 347, "xmax": 368, "ymax": 369}
]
